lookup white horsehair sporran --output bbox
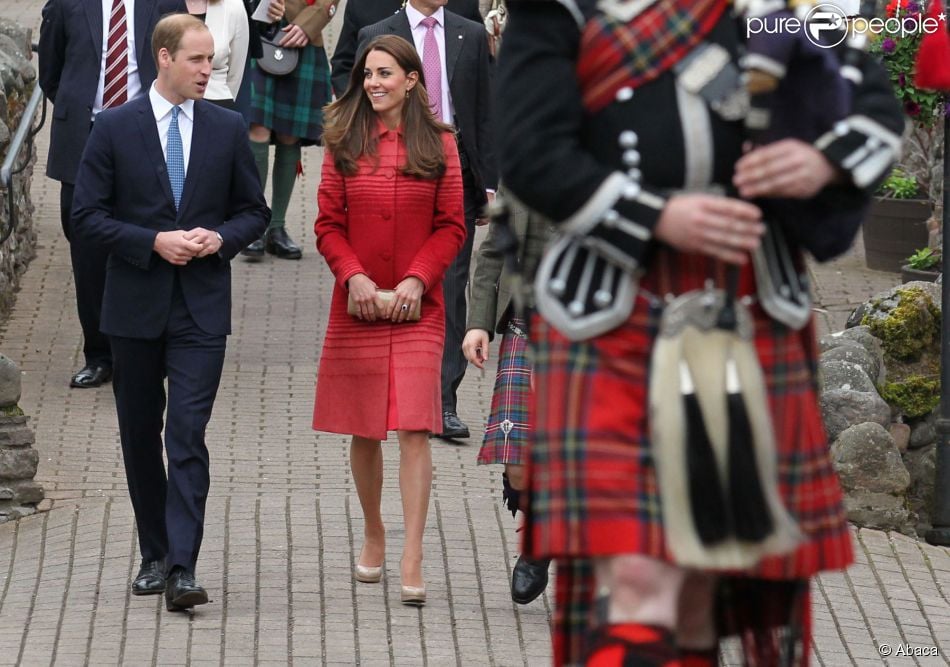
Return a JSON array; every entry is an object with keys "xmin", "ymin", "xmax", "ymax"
[{"xmin": 649, "ymin": 274, "xmax": 800, "ymax": 570}]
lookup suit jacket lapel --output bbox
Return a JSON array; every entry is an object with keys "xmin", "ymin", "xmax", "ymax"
[
  {"xmin": 391, "ymin": 11, "xmax": 414, "ymax": 42},
  {"xmin": 444, "ymin": 12, "xmax": 463, "ymax": 85},
  {"xmin": 85, "ymin": 0, "xmax": 103, "ymax": 61},
  {"xmin": 134, "ymin": 97, "xmax": 176, "ymax": 209},
  {"xmin": 176, "ymin": 102, "xmax": 209, "ymax": 217}
]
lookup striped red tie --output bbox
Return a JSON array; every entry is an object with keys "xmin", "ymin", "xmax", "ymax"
[{"xmin": 102, "ymin": 0, "xmax": 128, "ymax": 109}]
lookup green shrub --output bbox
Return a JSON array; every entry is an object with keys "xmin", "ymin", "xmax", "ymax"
[
  {"xmin": 877, "ymin": 168, "xmax": 921, "ymax": 199},
  {"xmin": 906, "ymin": 247, "xmax": 941, "ymax": 271},
  {"xmin": 879, "ymin": 376, "xmax": 940, "ymax": 418}
]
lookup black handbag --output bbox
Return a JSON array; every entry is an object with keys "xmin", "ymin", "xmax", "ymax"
[{"xmin": 258, "ymin": 25, "xmax": 299, "ymax": 76}]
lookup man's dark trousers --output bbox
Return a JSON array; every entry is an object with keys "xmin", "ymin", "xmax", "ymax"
[
  {"xmin": 111, "ymin": 276, "xmax": 225, "ymax": 572},
  {"xmin": 441, "ymin": 162, "xmax": 481, "ymax": 414},
  {"xmin": 60, "ymin": 183, "xmax": 110, "ymax": 369}
]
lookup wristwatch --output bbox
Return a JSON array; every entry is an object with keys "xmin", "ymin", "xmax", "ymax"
[{"xmin": 215, "ymin": 231, "xmax": 224, "ymax": 247}]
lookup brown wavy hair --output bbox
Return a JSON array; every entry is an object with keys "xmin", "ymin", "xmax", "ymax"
[{"xmin": 322, "ymin": 35, "xmax": 453, "ymax": 179}]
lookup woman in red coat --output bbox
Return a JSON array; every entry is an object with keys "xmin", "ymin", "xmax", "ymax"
[{"xmin": 313, "ymin": 35, "xmax": 465, "ymax": 606}]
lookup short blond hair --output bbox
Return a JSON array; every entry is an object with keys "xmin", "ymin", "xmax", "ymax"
[{"xmin": 151, "ymin": 13, "xmax": 209, "ymax": 64}]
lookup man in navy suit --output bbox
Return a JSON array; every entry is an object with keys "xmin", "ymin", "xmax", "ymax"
[
  {"xmin": 356, "ymin": 0, "xmax": 497, "ymax": 439},
  {"xmin": 72, "ymin": 13, "xmax": 269, "ymax": 611},
  {"xmin": 39, "ymin": 0, "xmax": 186, "ymax": 389},
  {"xmin": 329, "ymin": 0, "xmax": 481, "ymax": 97}
]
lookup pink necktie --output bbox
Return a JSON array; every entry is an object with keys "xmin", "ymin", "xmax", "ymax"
[
  {"xmin": 102, "ymin": 0, "xmax": 129, "ymax": 109},
  {"xmin": 420, "ymin": 16, "xmax": 443, "ymax": 122}
]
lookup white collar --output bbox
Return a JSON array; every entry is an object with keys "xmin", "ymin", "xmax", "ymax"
[
  {"xmin": 149, "ymin": 83, "xmax": 196, "ymax": 122},
  {"xmin": 406, "ymin": 3, "xmax": 445, "ymax": 29}
]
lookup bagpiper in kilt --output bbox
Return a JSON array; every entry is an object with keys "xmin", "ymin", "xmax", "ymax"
[{"xmin": 496, "ymin": 0, "xmax": 905, "ymax": 664}]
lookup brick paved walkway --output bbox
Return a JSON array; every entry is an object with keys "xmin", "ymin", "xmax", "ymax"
[{"xmin": 1, "ymin": 1, "xmax": 950, "ymax": 664}]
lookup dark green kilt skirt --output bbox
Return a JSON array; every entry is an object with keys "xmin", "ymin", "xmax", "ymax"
[{"xmin": 249, "ymin": 44, "xmax": 331, "ymax": 143}]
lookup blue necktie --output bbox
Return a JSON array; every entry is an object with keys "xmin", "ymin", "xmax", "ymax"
[{"xmin": 167, "ymin": 106, "xmax": 185, "ymax": 209}]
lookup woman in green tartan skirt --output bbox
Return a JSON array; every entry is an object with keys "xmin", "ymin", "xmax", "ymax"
[{"xmin": 244, "ymin": 0, "xmax": 338, "ymax": 260}]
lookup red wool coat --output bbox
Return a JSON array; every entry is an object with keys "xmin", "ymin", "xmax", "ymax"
[{"xmin": 313, "ymin": 125, "xmax": 466, "ymax": 440}]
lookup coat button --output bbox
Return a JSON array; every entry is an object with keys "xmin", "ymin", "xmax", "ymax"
[
  {"xmin": 615, "ymin": 87, "xmax": 634, "ymax": 102},
  {"xmin": 618, "ymin": 130, "xmax": 638, "ymax": 149},
  {"xmin": 385, "ymin": 170, "xmax": 394, "ymax": 179},
  {"xmin": 382, "ymin": 211, "xmax": 391, "ymax": 220},
  {"xmin": 622, "ymin": 150, "xmax": 640, "ymax": 167},
  {"xmin": 381, "ymin": 252, "xmax": 391, "ymax": 261}
]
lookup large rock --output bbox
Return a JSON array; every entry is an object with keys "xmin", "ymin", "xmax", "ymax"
[
  {"xmin": 861, "ymin": 285, "xmax": 940, "ymax": 362},
  {"xmin": 838, "ymin": 325, "xmax": 885, "ymax": 356},
  {"xmin": 818, "ymin": 359, "xmax": 876, "ymax": 394},
  {"xmin": 819, "ymin": 332, "xmax": 863, "ymax": 354},
  {"xmin": 820, "ymin": 389, "xmax": 891, "ymax": 441},
  {"xmin": 832, "ymin": 422, "xmax": 910, "ymax": 495},
  {"xmin": 910, "ymin": 413, "xmax": 938, "ymax": 449},
  {"xmin": 0, "ymin": 418, "xmax": 32, "ymax": 447},
  {"xmin": 843, "ymin": 492, "xmax": 913, "ymax": 534},
  {"xmin": 0, "ymin": 35, "xmax": 27, "ymax": 66},
  {"xmin": 0, "ymin": 355, "xmax": 19, "ymax": 407},
  {"xmin": 904, "ymin": 444, "xmax": 936, "ymax": 532},
  {"xmin": 0, "ymin": 447, "xmax": 37, "ymax": 480},
  {"xmin": 0, "ymin": 19, "xmax": 31, "ymax": 57},
  {"xmin": 821, "ymin": 339, "xmax": 882, "ymax": 384},
  {"xmin": 889, "ymin": 422, "xmax": 912, "ymax": 453}
]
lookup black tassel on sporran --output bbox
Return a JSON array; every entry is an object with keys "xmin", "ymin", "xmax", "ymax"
[{"xmin": 681, "ymin": 359, "xmax": 731, "ymax": 545}]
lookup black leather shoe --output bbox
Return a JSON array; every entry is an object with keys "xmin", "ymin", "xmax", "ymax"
[
  {"xmin": 241, "ymin": 237, "xmax": 265, "ymax": 261},
  {"xmin": 70, "ymin": 364, "xmax": 112, "ymax": 388},
  {"xmin": 436, "ymin": 411, "xmax": 470, "ymax": 439},
  {"xmin": 511, "ymin": 555, "xmax": 551, "ymax": 605},
  {"xmin": 131, "ymin": 558, "xmax": 166, "ymax": 596},
  {"xmin": 265, "ymin": 227, "xmax": 302, "ymax": 259},
  {"xmin": 165, "ymin": 568, "xmax": 209, "ymax": 612}
]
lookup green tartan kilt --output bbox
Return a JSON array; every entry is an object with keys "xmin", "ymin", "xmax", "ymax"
[{"xmin": 249, "ymin": 44, "xmax": 331, "ymax": 143}]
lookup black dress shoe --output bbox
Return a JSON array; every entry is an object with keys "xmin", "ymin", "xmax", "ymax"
[
  {"xmin": 265, "ymin": 227, "xmax": 302, "ymax": 259},
  {"xmin": 131, "ymin": 558, "xmax": 166, "ymax": 596},
  {"xmin": 241, "ymin": 237, "xmax": 265, "ymax": 261},
  {"xmin": 165, "ymin": 568, "xmax": 209, "ymax": 612},
  {"xmin": 511, "ymin": 554, "xmax": 551, "ymax": 605},
  {"xmin": 69, "ymin": 364, "xmax": 112, "ymax": 388},
  {"xmin": 436, "ymin": 411, "xmax": 470, "ymax": 439}
]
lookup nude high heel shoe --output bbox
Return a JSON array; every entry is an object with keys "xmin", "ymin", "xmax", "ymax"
[
  {"xmin": 400, "ymin": 585, "xmax": 426, "ymax": 606},
  {"xmin": 354, "ymin": 563, "xmax": 383, "ymax": 583}
]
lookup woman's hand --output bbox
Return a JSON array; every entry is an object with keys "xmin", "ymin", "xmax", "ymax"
[
  {"xmin": 462, "ymin": 329, "xmax": 490, "ymax": 368},
  {"xmin": 653, "ymin": 193, "xmax": 764, "ymax": 265},
  {"xmin": 388, "ymin": 276, "xmax": 425, "ymax": 322},
  {"xmin": 348, "ymin": 273, "xmax": 379, "ymax": 321},
  {"xmin": 279, "ymin": 23, "xmax": 310, "ymax": 48},
  {"xmin": 266, "ymin": 0, "xmax": 285, "ymax": 22},
  {"xmin": 733, "ymin": 138, "xmax": 840, "ymax": 200}
]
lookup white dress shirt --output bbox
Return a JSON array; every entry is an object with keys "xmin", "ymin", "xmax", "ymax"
[
  {"xmin": 94, "ymin": 0, "xmax": 142, "ymax": 116},
  {"xmin": 150, "ymin": 85, "xmax": 195, "ymax": 174},
  {"xmin": 406, "ymin": 3, "xmax": 455, "ymax": 126}
]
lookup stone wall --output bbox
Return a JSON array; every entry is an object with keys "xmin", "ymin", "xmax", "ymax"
[
  {"xmin": 0, "ymin": 355, "xmax": 42, "ymax": 520},
  {"xmin": 0, "ymin": 19, "xmax": 42, "ymax": 519},
  {"xmin": 0, "ymin": 18, "xmax": 37, "ymax": 318}
]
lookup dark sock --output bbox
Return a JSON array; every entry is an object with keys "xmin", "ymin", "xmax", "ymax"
[
  {"xmin": 249, "ymin": 139, "xmax": 269, "ymax": 189},
  {"xmin": 586, "ymin": 623, "xmax": 678, "ymax": 666},
  {"xmin": 270, "ymin": 142, "xmax": 301, "ymax": 230}
]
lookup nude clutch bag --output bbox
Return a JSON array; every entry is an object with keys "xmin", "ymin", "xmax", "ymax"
[{"xmin": 347, "ymin": 289, "xmax": 421, "ymax": 321}]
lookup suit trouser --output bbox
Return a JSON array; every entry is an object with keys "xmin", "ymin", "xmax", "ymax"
[
  {"xmin": 110, "ymin": 279, "xmax": 226, "ymax": 573},
  {"xmin": 60, "ymin": 182, "xmax": 112, "ymax": 368},
  {"xmin": 440, "ymin": 165, "xmax": 481, "ymax": 413}
]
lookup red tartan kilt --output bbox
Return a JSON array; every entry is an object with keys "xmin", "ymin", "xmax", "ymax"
[{"xmin": 525, "ymin": 252, "xmax": 854, "ymax": 580}]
